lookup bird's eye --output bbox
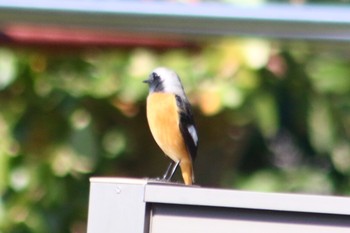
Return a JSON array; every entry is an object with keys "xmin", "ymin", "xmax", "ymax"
[{"xmin": 152, "ymin": 72, "xmax": 161, "ymax": 82}]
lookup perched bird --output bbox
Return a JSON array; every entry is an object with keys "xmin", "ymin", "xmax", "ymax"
[{"xmin": 143, "ymin": 67, "xmax": 198, "ymax": 185}]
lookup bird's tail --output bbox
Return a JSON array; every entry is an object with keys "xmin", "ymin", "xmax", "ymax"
[{"xmin": 180, "ymin": 160, "xmax": 194, "ymax": 185}]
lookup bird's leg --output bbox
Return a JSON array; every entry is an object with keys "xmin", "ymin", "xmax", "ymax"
[{"xmin": 162, "ymin": 160, "xmax": 180, "ymax": 181}]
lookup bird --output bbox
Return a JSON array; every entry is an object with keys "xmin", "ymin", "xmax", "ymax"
[{"xmin": 143, "ymin": 67, "xmax": 198, "ymax": 185}]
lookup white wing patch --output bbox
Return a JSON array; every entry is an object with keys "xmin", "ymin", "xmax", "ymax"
[{"xmin": 187, "ymin": 125, "xmax": 198, "ymax": 146}]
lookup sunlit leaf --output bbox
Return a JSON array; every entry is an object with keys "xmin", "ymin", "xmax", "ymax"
[
  {"xmin": 127, "ymin": 48, "xmax": 157, "ymax": 78},
  {"xmin": 9, "ymin": 166, "xmax": 30, "ymax": 191},
  {"xmin": 51, "ymin": 145, "xmax": 77, "ymax": 177},
  {"xmin": 221, "ymin": 84, "xmax": 244, "ymax": 109},
  {"xmin": 70, "ymin": 108, "xmax": 91, "ymax": 130},
  {"xmin": 0, "ymin": 49, "xmax": 17, "ymax": 90},
  {"xmin": 241, "ymin": 39, "xmax": 270, "ymax": 69},
  {"xmin": 102, "ymin": 129, "xmax": 126, "ymax": 158}
]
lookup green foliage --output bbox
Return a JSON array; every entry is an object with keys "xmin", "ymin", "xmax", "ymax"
[{"xmin": 1, "ymin": 39, "xmax": 350, "ymax": 233}]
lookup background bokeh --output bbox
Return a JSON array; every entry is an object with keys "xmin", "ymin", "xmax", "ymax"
[{"xmin": 1, "ymin": 4, "xmax": 350, "ymax": 233}]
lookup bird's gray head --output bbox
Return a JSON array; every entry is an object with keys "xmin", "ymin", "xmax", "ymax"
[{"xmin": 143, "ymin": 67, "xmax": 186, "ymax": 99}]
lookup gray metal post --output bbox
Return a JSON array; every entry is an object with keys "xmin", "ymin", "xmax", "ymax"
[{"xmin": 87, "ymin": 178, "xmax": 149, "ymax": 233}]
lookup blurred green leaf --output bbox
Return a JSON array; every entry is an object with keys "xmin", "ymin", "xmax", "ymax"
[
  {"xmin": 331, "ymin": 140, "xmax": 350, "ymax": 175},
  {"xmin": 252, "ymin": 91, "xmax": 279, "ymax": 138},
  {"xmin": 235, "ymin": 169, "xmax": 284, "ymax": 192},
  {"xmin": 308, "ymin": 97, "xmax": 336, "ymax": 154},
  {"xmin": 1, "ymin": 37, "xmax": 350, "ymax": 233},
  {"xmin": 307, "ymin": 55, "xmax": 350, "ymax": 94},
  {"xmin": 235, "ymin": 167, "xmax": 333, "ymax": 194}
]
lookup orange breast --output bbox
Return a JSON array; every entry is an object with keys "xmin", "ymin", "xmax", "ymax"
[{"xmin": 146, "ymin": 93, "xmax": 190, "ymax": 163}]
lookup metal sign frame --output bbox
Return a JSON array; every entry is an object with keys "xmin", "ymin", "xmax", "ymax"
[
  {"xmin": 1, "ymin": 1, "xmax": 350, "ymax": 41},
  {"xmin": 87, "ymin": 178, "xmax": 350, "ymax": 233}
]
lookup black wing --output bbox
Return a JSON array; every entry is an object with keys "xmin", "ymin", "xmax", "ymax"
[{"xmin": 175, "ymin": 95, "xmax": 198, "ymax": 162}]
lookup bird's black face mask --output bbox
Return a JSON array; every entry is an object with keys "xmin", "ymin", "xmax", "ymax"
[{"xmin": 143, "ymin": 72, "xmax": 164, "ymax": 93}]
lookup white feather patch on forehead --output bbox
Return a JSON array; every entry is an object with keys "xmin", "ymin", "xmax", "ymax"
[{"xmin": 152, "ymin": 67, "xmax": 186, "ymax": 99}]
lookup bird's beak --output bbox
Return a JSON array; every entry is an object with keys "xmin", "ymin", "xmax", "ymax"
[{"xmin": 144, "ymin": 73, "xmax": 154, "ymax": 84}]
